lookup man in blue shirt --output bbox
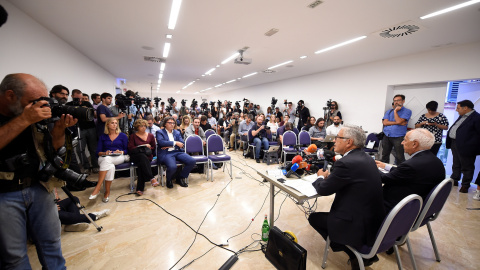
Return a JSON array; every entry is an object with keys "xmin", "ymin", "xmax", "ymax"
[
  {"xmin": 380, "ymin": 94, "xmax": 412, "ymax": 164},
  {"xmin": 96, "ymin": 93, "xmax": 125, "ymax": 138}
]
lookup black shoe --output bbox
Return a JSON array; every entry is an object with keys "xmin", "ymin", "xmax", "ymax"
[
  {"xmin": 453, "ymin": 180, "xmax": 459, "ymax": 186},
  {"xmin": 363, "ymin": 255, "xmax": 379, "ymax": 266},
  {"xmin": 178, "ymin": 178, "xmax": 188, "ymax": 187},
  {"xmin": 256, "ymin": 159, "xmax": 260, "ymax": 163},
  {"xmin": 166, "ymin": 179, "xmax": 173, "ymax": 189},
  {"xmin": 83, "ymin": 180, "xmax": 98, "ymax": 188},
  {"xmin": 386, "ymin": 247, "xmax": 394, "ymax": 255},
  {"xmin": 459, "ymin": 186, "xmax": 469, "ymax": 193},
  {"xmin": 347, "ymin": 258, "xmax": 360, "ymax": 270}
]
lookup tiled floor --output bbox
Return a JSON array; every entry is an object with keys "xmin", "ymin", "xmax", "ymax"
[{"xmin": 27, "ymin": 150, "xmax": 480, "ymax": 269}]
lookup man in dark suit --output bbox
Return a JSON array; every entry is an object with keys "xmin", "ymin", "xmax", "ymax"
[
  {"xmin": 446, "ymin": 100, "xmax": 480, "ymax": 194},
  {"xmin": 156, "ymin": 116, "xmax": 195, "ymax": 188},
  {"xmin": 309, "ymin": 125, "xmax": 385, "ymax": 270},
  {"xmin": 376, "ymin": 129, "xmax": 446, "ymax": 213}
]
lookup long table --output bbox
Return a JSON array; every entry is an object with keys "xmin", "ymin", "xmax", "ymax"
[{"xmin": 257, "ymin": 171, "xmax": 322, "ymax": 227}]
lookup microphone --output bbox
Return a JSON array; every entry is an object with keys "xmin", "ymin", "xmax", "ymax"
[
  {"xmin": 291, "ymin": 155, "xmax": 303, "ymax": 164},
  {"xmin": 318, "ymin": 149, "xmax": 336, "ymax": 171},
  {"xmin": 305, "ymin": 144, "xmax": 317, "ymax": 154},
  {"xmin": 286, "ymin": 163, "xmax": 300, "ymax": 178}
]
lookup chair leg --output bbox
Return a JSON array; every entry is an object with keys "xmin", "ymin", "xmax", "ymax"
[
  {"xmin": 350, "ymin": 248, "xmax": 365, "ymax": 270},
  {"xmin": 321, "ymin": 236, "xmax": 330, "ymax": 269},
  {"xmin": 160, "ymin": 166, "xmax": 165, "ymax": 187},
  {"xmin": 130, "ymin": 167, "xmax": 135, "ymax": 192},
  {"xmin": 393, "ymin": 245, "xmax": 403, "ymax": 270},
  {"xmin": 229, "ymin": 160, "xmax": 232, "ymax": 179},
  {"xmin": 406, "ymin": 237, "xmax": 418, "ymax": 270},
  {"xmin": 426, "ymin": 222, "xmax": 441, "ymax": 262}
]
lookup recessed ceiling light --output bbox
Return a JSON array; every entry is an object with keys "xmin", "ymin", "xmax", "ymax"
[
  {"xmin": 168, "ymin": 0, "xmax": 182, "ymax": 30},
  {"xmin": 300, "ymin": 56, "xmax": 307, "ymax": 59},
  {"xmin": 216, "ymin": 65, "xmax": 220, "ymax": 68},
  {"xmin": 421, "ymin": 0, "xmax": 480, "ymax": 19},
  {"xmin": 268, "ymin": 60, "xmax": 293, "ymax": 70},
  {"xmin": 315, "ymin": 36, "xmax": 366, "ymax": 54},
  {"xmin": 166, "ymin": 34, "xmax": 173, "ymax": 39},
  {"xmin": 163, "ymin": 43, "xmax": 171, "ymax": 58}
]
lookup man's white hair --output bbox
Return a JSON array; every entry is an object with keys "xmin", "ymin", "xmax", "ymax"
[
  {"xmin": 408, "ymin": 129, "xmax": 435, "ymax": 150},
  {"xmin": 341, "ymin": 124, "xmax": 366, "ymax": 148}
]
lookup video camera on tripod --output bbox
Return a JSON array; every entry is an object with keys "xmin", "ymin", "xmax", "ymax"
[
  {"xmin": 165, "ymin": 97, "xmax": 175, "ymax": 112},
  {"xmin": 191, "ymin": 99, "xmax": 198, "ymax": 108},
  {"xmin": 153, "ymin": 97, "xmax": 161, "ymax": 108},
  {"xmin": 271, "ymin": 97, "xmax": 278, "ymax": 109}
]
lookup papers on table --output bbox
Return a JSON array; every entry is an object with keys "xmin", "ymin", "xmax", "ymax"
[
  {"xmin": 284, "ymin": 180, "xmax": 318, "ymax": 197},
  {"xmin": 267, "ymin": 169, "xmax": 284, "ymax": 178}
]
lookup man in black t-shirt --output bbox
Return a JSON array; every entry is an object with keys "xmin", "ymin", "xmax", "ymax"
[
  {"xmin": 274, "ymin": 107, "xmax": 283, "ymax": 122},
  {"xmin": 66, "ymin": 89, "xmax": 99, "ymax": 173}
]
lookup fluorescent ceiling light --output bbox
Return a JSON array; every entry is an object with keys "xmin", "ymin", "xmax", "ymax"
[
  {"xmin": 205, "ymin": 87, "xmax": 212, "ymax": 91},
  {"xmin": 226, "ymin": 79, "xmax": 236, "ymax": 84},
  {"xmin": 268, "ymin": 60, "xmax": 293, "ymax": 70},
  {"xmin": 221, "ymin": 52, "xmax": 240, "ymax": 64},
  {"xmin": 176, "ymin": 90, "xmax": 181, "ymax": 93},
  {"xmin": 157, "ymin": 79, "xmax": 162, "ymax": 84},
  {"xmin": 205, "ymin": 68, "xmax": 216, "ymax": 75},
  {"xmin": 300, "ymin": 56, "xmax": 307, "ymax": 59},
  {"xmin": 194, "ymin": 92, "xmax": 199, "ymax": 94},
  {"xmin": 158, "ymin": 73, "xmax": 163, "ymax": 79},
  {"xmin": 168, "ymin": 0, "xmax": 182, "ymax": 30},
  {"xmin": 163, "ymin": 42, "xmax": 171, "ymax": 58},
  {"xmin": 420, "ymin": 0, "xmax": 480, "ymax": 19},
  {"xmin": 315, "ymin": 36, "xmax": 367, "ymax": 54},
  {"xmin": 166, "ymin": 34, "xmax": 173, "ymax": 39},
  {"xmin": 242, "ymin": 72, "xmax": 258, "ymax": 78},
  {"xmin": 215, "ymin": 84, "xmax": 223, "ymax": 88},
  {"xmin": 160, "ymin": 63, "xmax": 166, "ymax": 71}
]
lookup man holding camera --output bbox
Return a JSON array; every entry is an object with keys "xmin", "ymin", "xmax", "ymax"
[
  {"xmin": 296, "ymin": 100, "xmax": 310, "ymax": 131},
  {"xmin": 66, "ymin": 89, "xmax": 99, "ymax": 173},
  {"xmin": 97, "ymin": 92, "xmax": 125, "ymax": 138},
  {"xmin": 250, "ymin": 114, "xmax": 270, "ymax": 163},
  {"xmin": 0, "ymin": 73, "xmax": 77, "ymax": 269}
]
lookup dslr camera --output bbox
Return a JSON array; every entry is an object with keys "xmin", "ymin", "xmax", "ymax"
[{"xmin": 34, "ymin": 97, "xmax": 94, "ymax": 123}]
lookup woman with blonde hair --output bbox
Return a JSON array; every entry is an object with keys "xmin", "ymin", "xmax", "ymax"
[
  {"xmin": 179, "ymin": 115, "xmax": 191, "ymax": 137},
  {"xmin": 89, "ymin": 118, "xmax": 129, "ymax": 202},
  {"xmin": 128, "ymin": 119, "xmax": 157, "ymax": 196}
]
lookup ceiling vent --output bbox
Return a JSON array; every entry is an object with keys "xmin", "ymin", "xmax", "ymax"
[
  {"xmin": 144, "ymin": 56, "xmax": 166, "ymax": 63},
  {"xmin": 308, "ymin": 1, "xmax": 323, "ymax": 9},
  {"xmin": 374, "ymin": 21, "xmax": 424, "ymax": 39},
  {"xmin": 265, "ymin": 28, "xmax": 279, "ymax": 36},
  {"xmin": 263, "ymin": 69, "xmax": 276, "ymax": 73}
]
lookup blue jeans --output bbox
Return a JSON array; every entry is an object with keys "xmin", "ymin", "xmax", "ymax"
[
  {"xmin": 253, "ymin": 137, "xmax": 269, "ymax": 159},
  {"xmin": 0, "ymin": 183, "xmax": 65, "ymax": 269},
  {"xmin": 160, "ymin": 151, "xmax": 196, "ymax": 181}
]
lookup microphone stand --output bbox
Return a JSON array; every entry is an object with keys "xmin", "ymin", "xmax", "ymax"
[{"xmin": 61, "ymin": 186, "xmax": 103, "ymax": 232}]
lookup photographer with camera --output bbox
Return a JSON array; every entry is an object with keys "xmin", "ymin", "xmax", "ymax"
[
  {"xmin": 96, "ymin": 92, "xmax": 126, "ymax": 138},
  {"xmin": 296, "ymin": 100, "xmax": 310, "ymax": 131},
  {"xmin": 66, "ymin": 89, "xmax": 99, "ymax": 174},
  {"xmin": 250, "ymin": 114, "xmax": 270, "ymax": 163},
  {"xmin": 325, "ymin": 100, "xmax": 342, "ymax": 127},
  {"xmin": 110, "ymin": 94, "xmax": 130, "ymax": 134},
  {"xmin": 0, "ymin": 73, "xmax": 80, "ymax": 269},
  {"xmin": 284, "ymin": 101, "xmax": 295, "ymax": 124}
]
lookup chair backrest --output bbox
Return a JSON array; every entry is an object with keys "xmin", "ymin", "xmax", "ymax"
[
  {"xmin": 207, "ymin": 134, "xmax": 225, "ymax": 153},
  {"xmin": 282, "ymin": 131, "xmax": 297, "ymax": 147},
  {"xmin": 298, "ymin": 130, "xmax": 311, "ymax": 145},
  {"xmin": 412, "ymin": 178, "xmax": 453, "ymax": 231},
  {"xmin": 365, "ymin": 133, "xmax": 379, "ymax": 148},
  {"xmin": 185, "ymin": 134, "xmax": 205, "ymax": 155},
  {"xmin": 205, "ymin": 129, "xmax": 216, "ymax": 139},
  {"xmin": 363, "ymin": 194, "xmax": 423, "ymax": 257}
]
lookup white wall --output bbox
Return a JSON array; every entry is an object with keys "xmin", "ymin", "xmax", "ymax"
[
  {"xmin": 218, "ymin": 42, "xmax": 480, "ymax": 134},
  {"xmin": 0, "ymin": 0, "xmax": 115, "ymax": 98}
]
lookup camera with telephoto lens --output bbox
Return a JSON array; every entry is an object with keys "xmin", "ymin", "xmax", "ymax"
[
  {"xmin": 34, "ymin": 97, "xmax": 94, "ymax": 124},
  {"xmin": 37, "ymin": 155, "xmax": 89, "ymax": 189},
  {"xmin": 191, "ymin": 99, "xmax": 198, "ymax": 108},
  {"xmin": 71, "ymin": 98, "xmax": 81, "ymax": 106},
  {"xmin": 134, "ymin": 95, "xmax": 149, "ymax": 106},
  {"xmin": 167, "ymin": 97, "xmax": 175, "ymax": 105},
  {"xmin": 271, "ymin": 97, "xmax": 278, "ymax": 108},
  {"xmin": 200, "ymin": 102, "xmax": 208, "ymax": 110},
  {"xmin": 323, "ymin": 99, "xmax": 332, "ymax": 111},
  {"xmin": 181, "ymin": 99, "xmax": 187, "ymax": 106},
  {"xmin": 154, "ymin": 97, "xmax": 161, "ymax": 107},
  {"xmin": 115, "ymin": 95, "xmax": 133, "ymax": 110}
]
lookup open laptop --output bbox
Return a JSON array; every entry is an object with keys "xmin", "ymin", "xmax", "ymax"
[{"xmin": 323, "ymin": 135, "xmax": 336, "ymax": 142}]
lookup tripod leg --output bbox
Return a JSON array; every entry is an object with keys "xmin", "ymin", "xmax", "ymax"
[{"xmin": 61, "ymin": 187, "xmax": 103, "ymax": 232}]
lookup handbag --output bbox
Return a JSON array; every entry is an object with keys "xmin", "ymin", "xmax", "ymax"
[
  {"xmin": 265, "ymin": 226, "xmax": 307, "ymax": 270},
  {"xmin": 129, "ymin": 145, "xmax": 152, "ymax": 157}
]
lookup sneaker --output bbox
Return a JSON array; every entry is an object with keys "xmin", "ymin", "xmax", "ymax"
[
  {"xmin": 91, "ymin": 209, "xmax": 111, "ymax": 220},
  {"xmin": 473, "ymin": 190, "xmax": 480, "ymax": 201},
  {"xmin": 64, "ymin": 223, "xmax": 89, "ymax": 232}
]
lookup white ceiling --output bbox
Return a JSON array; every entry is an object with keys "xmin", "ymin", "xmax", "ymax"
[{"xmin": 8, "ymin": 0, "xmax": 480, "ymax": 97}]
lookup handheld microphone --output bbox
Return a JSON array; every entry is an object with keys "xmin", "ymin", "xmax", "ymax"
[
  {"xmin": 318, "ymin": 149, "xmax": 336, "ymax": 171},
  {"xmin": 305, "ymin": 144, "xmax": 317, "ymax": 154},
  {"xmin": 286, "ymin": 163, "xmax": 300, "ymax": 178},
  {"xmin": 292, "ymin": 155, "xmax": 303, "ymax": 164}
]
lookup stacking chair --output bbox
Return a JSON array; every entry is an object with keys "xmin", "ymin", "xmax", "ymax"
[
  {"xmin": 281, "ymin": 131, "xmax": 298, "ymax": 164},
  {"xmin": 158, "ymin": 161, "xmax": 183, "ymax": 187},
  {"xmin": 130, "ymin": 158, "xmax": 160, "ymax": 192},
  {"xmin": 206, "ymin": 134, "xmax": 232, "ymax": 182},
  {"xmin": 111, "ymin": 162, "xmax": 135, "ymax": 192},
  {"xmin": 364, "ymin": 133, "xmax": 380, "ymax": 158},
  {"xmin": 184, "ymin": 134, "xmax": 209, "ymax": 179},
  {"xmin": 298, "ymin": 130, "xmax": 311, "ymax": 152},
  {"xmin": 322, "ymin": 194, "xmax": 423, "ymax": 270},
  {"xmin": 246, "ymin": 128, "xmax": 256, "ymax": 159},
  {"xmin": 204, "ymin": 129, "xmax": 216, "ymax": 140},
  {"xmin": 407, "ymin": 178, "xmax": 453, "ymax": 264},
  {"xmin": 266, "ymin": 131, "xmax": 278, "ymax": 146}
]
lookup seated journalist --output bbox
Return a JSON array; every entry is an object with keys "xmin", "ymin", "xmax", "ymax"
[
  {"xmin": 156, "ymin": 116, "xmax": 195, "ymax": 188},
  {"xmin": 0, "ymin": 73, "xmax": 77, "ymax": 269},
  {"xmin": 309, "ymin": 125, "xmax": 385, "ymax": 270},
  {"xmin": 250, "ymin": 114, "xmax": 270, "ymax": 163},
  {"xmin": 376, "ymin": 128, "xmax": 445, "ymax": 213}
]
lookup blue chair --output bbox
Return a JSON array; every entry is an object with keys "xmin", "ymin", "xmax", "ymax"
[
  {"xmin": 111, "ymin": 162, "xmax": 135, "ymax": 192},
  {"xmin": 407, "ymin": 178, "xmax": 453, "ymax": 265},
  {"xmin": 207, "ymin": 134, "xmax": 232, "ymax": 182},
  {"xmin": 130, "ymin": 158, "xmax": 160, "ymax": 192},
  {"xmin": 185, "ymin": 134, "xmax": 209, "ymax": 179},
  {"xmin": 298, "ymin": 130, "xmax": 311, "ymax": 152},
  {"xmin": 246, "ymin": 128, "xmax": 256, "ymax": 159},
  {"xmin": 364, "ymin": 133, "xmax": 380, "ymax": 157},
  {"xmin": 321, "ymin": 194, "xmax": 423, "ymax": 270},
  {"xmin": 205, "ymin": 129, "xmax": 216, "ymax": 140},
  {"xmin": 281, "ymin": 131, "xmax": 298, "ymax": 164}
]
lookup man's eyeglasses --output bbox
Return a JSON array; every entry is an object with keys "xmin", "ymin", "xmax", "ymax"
[
  {"xmin": 335, "ymin": 136, "xmax": 350, "ymax": 140},
  {"xmin": 166, "ymin": 122, "xmax": 175, "ymax": 125}
]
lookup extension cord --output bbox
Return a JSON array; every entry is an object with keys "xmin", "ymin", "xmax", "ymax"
[{"xmin": 218, "ymin": 255, "xmax": 238, "ymax": 270}]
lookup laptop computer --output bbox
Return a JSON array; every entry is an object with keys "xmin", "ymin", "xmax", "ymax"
[{"xmin": 323, "ymin": 135, "xmax": 336, "ymax": 142}]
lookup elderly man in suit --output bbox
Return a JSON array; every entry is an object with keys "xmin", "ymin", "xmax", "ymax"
[
  {"xmin": 156, "ymin": 116, "xmax": 195, "ymax": 188},
  {"xmin": 376, "ymin": 128, "xmax": 446, "ymax": 213},
  {"xmin": 446, "ymin": 100, "xmax": 480, "ymax": 196},
  {"xmin": 309, "ymin": 125, "xmax": 385, "ymax": 270}
]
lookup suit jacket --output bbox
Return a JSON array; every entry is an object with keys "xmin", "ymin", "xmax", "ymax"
[
  {"xmin": 312, "ymin": 148, "xmax": 385, "ymax": 248},
  {"xmin": 381, "ymin": 150, "xmax": 445, "ymax": 212},
  {"xmin": 156, "ymin": 129, "xmax": 185, "ymax": 163},
  {"xmin": 446, "ymin": 110, "xmax": 480, "ymax": 156}
]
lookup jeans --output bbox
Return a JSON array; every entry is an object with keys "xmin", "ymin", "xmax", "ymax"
[
  {"xmin": 380, "ymin": 136, "xmax": 405, "ymax": 164},
  {"xmin": 79, "ymin": 127, "xmax": 99, "ymax": 169},
  {"xmin": 0, "ymin": 183, "xmax": 66, "ymax": 269},
  {"xmin": 253, "ymin": 137, "xmax": 269, "ymax": 159}
]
